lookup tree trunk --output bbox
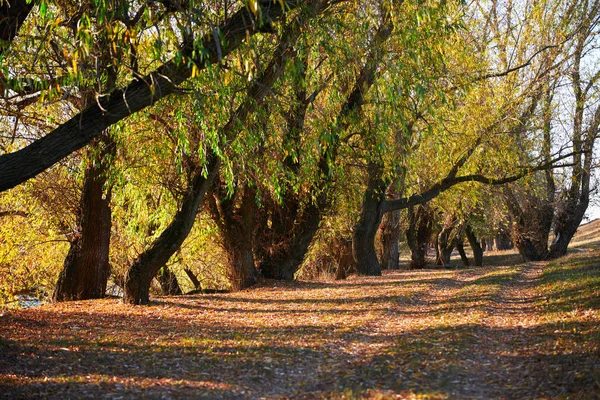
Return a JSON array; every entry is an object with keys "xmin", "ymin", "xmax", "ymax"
[
  {"xmin": 465, "ymin": 224, "xmax": 483, "ymax": 267},
  {"xmin": 505, "ymin": 186, "xmax": 553, "ymax": 262},
  {"xmin": 0, "ymin": 0, "xmax": 34, "ymax": 55},
  {"xmin": 494, "ymin": 230, "xmax": 513, "ymax": 250},
  {"xmin": 184, "ymin": 268, "xmax": 202, "ymax": 290},
  {"xmin": 436, "ymin": 226, "xmax": 456, "ymax": 267},
  {"xmin": 406, "ymin": 205, "xmax": 433, "ymax": 269},
  {"xmin": 53, "ymin": 135, "xmax": 114, "ymax": 302},
  {"xmin": 353, "ymin": 162, "xmax": 385, "ymax": 276},
  {"xmin": 379, "ymin": 209, "xmax": 400, "ymax": 269},
  {"xmin": 456, "ymin": 241, "xmax": 470, "ymax": 267},
  {"xmin": 0, "ymin": 1, "xmax": 308, "ymax": 192},
  {"xmin": 209, "ymin": 184, "xmax": 258, "ymax": 291},
  {"xmin": 549, "ymin": 198, "xmax": 588, "ymax": 258},
  {"xmin": 156, "ymin": 266, "xmax": 183, "ymax": 295},
  {"xmin": 334, "ymin": 238, "xmax": 355, "ymax": 280},
  {"xmin": 124, "ymin": 159, "xmax": 219, "ymax": 305}
]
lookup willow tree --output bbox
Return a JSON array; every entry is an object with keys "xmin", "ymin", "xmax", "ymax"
[
  {"xmin": 0, "ymin": 0, "xmax": 337, "ymax": 192},
  {"xmin": 548, "ymin": 0, "xmax": 600, "ymax": 257}
]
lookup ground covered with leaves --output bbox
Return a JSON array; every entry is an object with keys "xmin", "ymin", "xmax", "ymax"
[{"xmin": 1, "ymin": 248, "xmax": 599, "ymax": 399}]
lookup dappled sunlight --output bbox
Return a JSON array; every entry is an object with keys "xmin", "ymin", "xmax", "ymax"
[{"xmin": 2, "ymin": 252, "xmax": 599, "ymax": 398}]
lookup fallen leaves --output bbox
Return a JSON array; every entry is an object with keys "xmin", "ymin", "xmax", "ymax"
[{"xmin": 1, "ymin": 251, "xmax": 599, "ymax": 399}]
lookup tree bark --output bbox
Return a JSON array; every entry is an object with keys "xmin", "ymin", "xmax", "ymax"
[
  {"xmin": 184, "ymin": 268, "xmax": 202, "ymax": 290},
  {"xmin": 549, "ymin": 198, "xmax": 588, "ymax": 258},
  {"xmin": 456, "ymin": 241, "xmax": 470, "ymax": 267},
  {"xmin": 379, "ymin": 208, "xmax": 400, "ymax": 270},
  {"xmin": 406, "ymin": 205, "xmax": 433, "ymax": 269},
  {"xmin": 505, "ymin": 186, "xmax": 552, "ymax": 261},
  {"xmin": 0, "ymin": 0, "xmax": 321, "ymax": 192},
  {"xmin": 0, "ymin": 0, "xmax": 33, "ymax": 55},
  {"xmin": 334, "ymin": 238, "xmax": 355, "ymax": 280},
  {"xmin": 53, "ymin": 134, "xmax": 115, "ymax": 301},
  {"xmin": 436, "ymin": 225, "xmax": 456, "ymax": 267},
  {"xmin": 353, "ymin": 161, "xmax": 386, "ymax": 276},
  {"xmin": 157, "ymin": 266, "xmax": 183, "ymax": 295},
  {"xmin": 124, "ymin": 158, "xmax": 219, "ymax": 305},
  {"xmin": 465, "ymin": 224, "xmax": 483, "ymax": 267}
]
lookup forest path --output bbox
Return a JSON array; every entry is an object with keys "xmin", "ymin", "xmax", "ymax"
[{"xmin": 1, "ymin": 253, "xmax": 599, "ymax": 399}]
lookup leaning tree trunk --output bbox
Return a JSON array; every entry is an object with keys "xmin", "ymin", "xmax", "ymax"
[
  {"xmin": 456, "ymin": 241, "xmax": 470, "ymax": 267},
  {"xmin": 124, "ymin": 159, "xmax": 219, "ymax": 305},
  {"xmin": 549, "ymin": 197, "xmax": 588, "ymax": 259},
  {"xmin": 465, "ymin": 224, "xmax": 483, "ymax": 267},
  {"xmin": 53, "ymin": 134, "xmax": 114, "ymax": 302},
  {"xmin": 157, "ymin": 266, "xmax": 183, "ymax": 295}
]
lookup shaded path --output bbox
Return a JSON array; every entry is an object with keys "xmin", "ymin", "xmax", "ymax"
[{"xmin": 1, "ymin": 258, "xmax": 599, "ymax": 399}]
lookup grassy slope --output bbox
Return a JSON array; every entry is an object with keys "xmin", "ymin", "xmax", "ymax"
[{"xmin": 0, "ymin": 222, "xmax": 599, "ymax": 399}]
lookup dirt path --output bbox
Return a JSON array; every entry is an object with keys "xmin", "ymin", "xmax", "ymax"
[{"xmin": 1, "ymin": 261, "xmax": 598, "ymax": 399}]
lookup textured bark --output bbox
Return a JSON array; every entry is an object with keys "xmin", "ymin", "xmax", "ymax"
[
  {"xmin": 157, "ymin": 266, "xmax": 183, "ymax": 296},
  {"xmin": 53, "ymin": 135, "xmax": 115, "ymax": 301},
  {"xmin": 334, "ymin": 239, "xmax": 355, "ymax": 280},
  {"xmin": 379, "ymin": 209, "xmax": 400, "ymax": 270},
  {"xmin": 124, "ymin": 158, "xmax": 219, "ymax": 305},
  {"xmin": 406, "ymin": 205, "xmax": 434, "ymax": 269},
  {"xmin": 0, "ymin": 0, "xmax": 33, "ymax": 55},
  {"xmin": 549, "ymin": 198, "xmax": 588, "ymax": 258},
  {"xmin": 209, "ymin": 185, "xmax": 257, "ymax": 290},
  {"xmin": 0, "ymin": 0, "xmax": 322, "ymax": 192},
  {"xmin": 436, "ymin": 225, "xmax": 456, "ymax": 267},
  {"xmin": 506, "ymin": 187, "xmax": 553, "ymax": 261},
  {"xmin": 465, "ymin": 224, "xmax": 483, "ymax": 267},
  {"xmin": 259, "ymin": 199, "xmax": 325, "ymax": 280},
  {"xmin": 353, "ymin": 162, "xmax": 385, "ymax": 276}
]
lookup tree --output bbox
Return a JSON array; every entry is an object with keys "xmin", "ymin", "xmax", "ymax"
[{"xmin": 0, "ymin": 0, "xmax": 332, "ymax": 192}]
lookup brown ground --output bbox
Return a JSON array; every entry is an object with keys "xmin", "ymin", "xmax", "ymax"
[{"xmin": 1, "ymin": 223, "xmax": 599, "ymax": 399}]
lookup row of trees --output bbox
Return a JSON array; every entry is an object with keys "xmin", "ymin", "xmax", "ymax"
[{"xmin": 0, "ymin": 0, "xmax": 598, "ymax": 305}]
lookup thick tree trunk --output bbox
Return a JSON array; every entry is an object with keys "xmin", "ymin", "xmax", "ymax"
[
  {"xmin": 53, "ymin": 135, "xmax": 114, "ymax": 302},
  {"xmin": 334, "ymin": 238, "xmax": 355, "ymax": 280},
  {"xmin": 353, "ymin": 162, "xmax": 386, "ymax": 276},
  {"xmin": 0, "ymin": 0, "xmax": 33, "ymax": 55},
  {"xmin": 549, "ymin": 199, "xmax": 588, "ymax": 258},
  {"xmin": 259, "ymin": 201, "xmax": 324, "ymax": 280},
  {"xmin": 406, "ymin": 205, "xmax": 433, "ymax": 269},
  {"xmin": 157, "ymin": 266, "xmax": 183, "ymax": 295},
  {"xmin": 209, "ymin": 184, "xmax": 258, "ymax": 291},
  {"xmin": 124, "ymin": 159, "xmax": 219, "ymax": 305},
  {"xmin": 465, "ymin": 224, "xmax": 483, "ymax": 267},
  {"xmin": 505, "ymin": 186, "xmax": 553, "ymax": 262},
  {"xmin": 379, "ymin": 209, "xmax": 400, "ymax": 269}
]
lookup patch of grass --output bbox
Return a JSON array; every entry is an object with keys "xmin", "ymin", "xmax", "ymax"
[{"xmin": 539, "ymin": 250, "xmax": 600, "ymax": 313}]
